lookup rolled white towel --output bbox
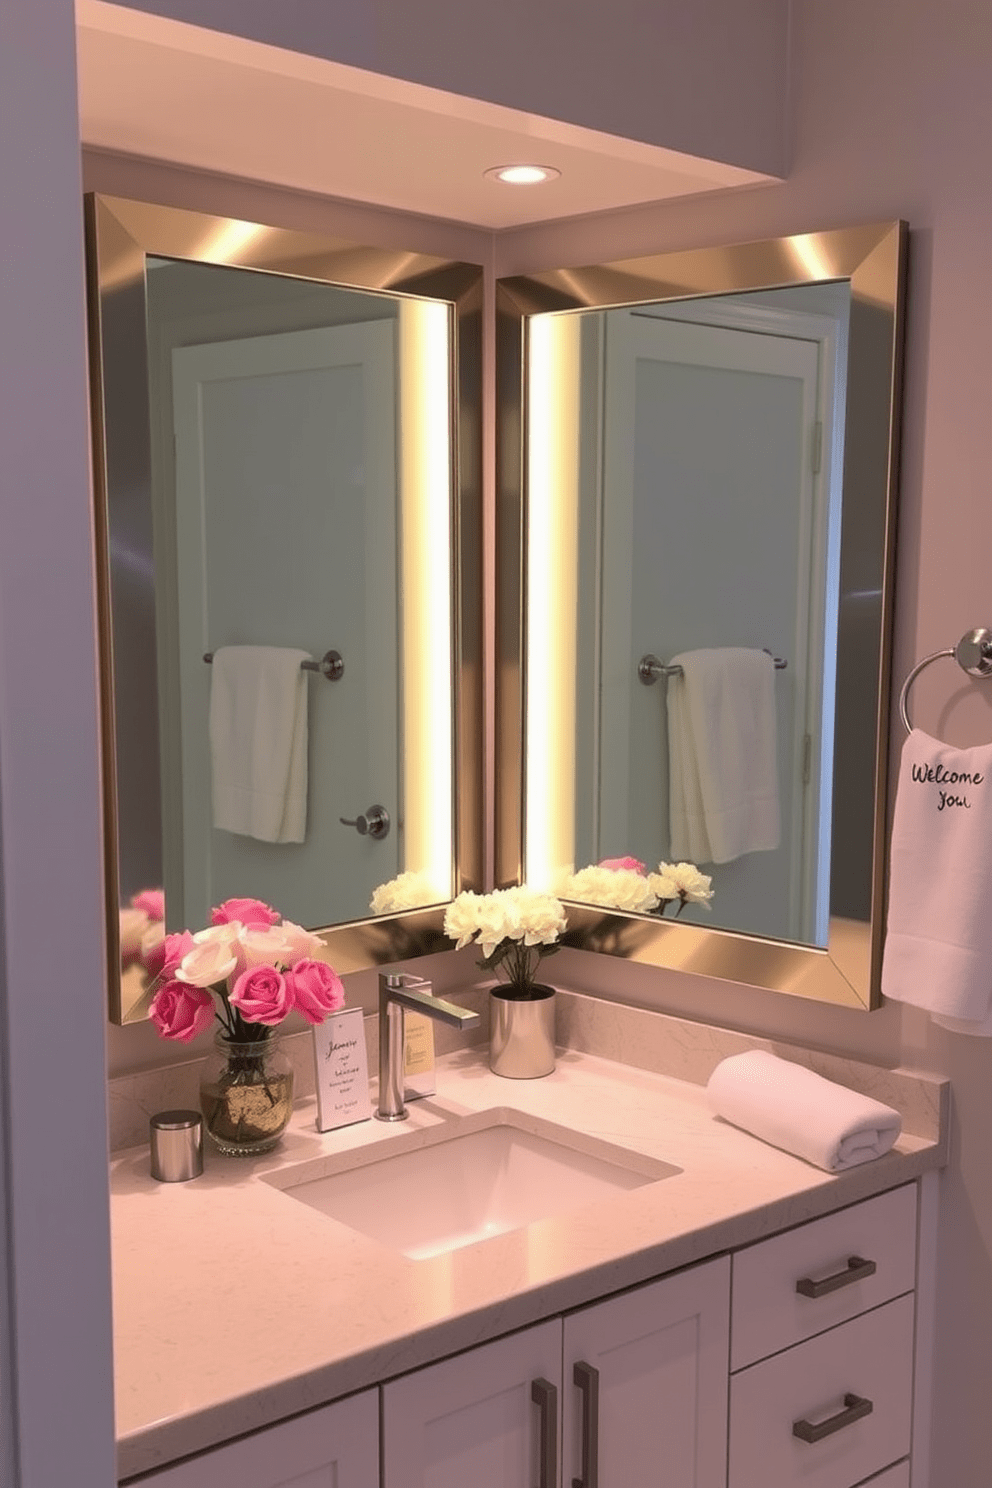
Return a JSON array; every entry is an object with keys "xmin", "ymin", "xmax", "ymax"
[{"xmin": 706, "ymin": 1051, "xmax": 902, "ymax": 1172}]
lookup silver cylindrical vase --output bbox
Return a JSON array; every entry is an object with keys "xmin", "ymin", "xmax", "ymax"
[{"xmin": 489, "ymin": 984, "xmax": 556, "ymax": 1078}]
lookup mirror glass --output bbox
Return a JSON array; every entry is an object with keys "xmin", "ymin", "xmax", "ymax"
[
  {"xmin": 87, "ymin": 196, "xmax": 482, "ymax": 1022},
  {"xmin": 497, "ymin": 223, "xmax": 906, "ymax": 1009}
]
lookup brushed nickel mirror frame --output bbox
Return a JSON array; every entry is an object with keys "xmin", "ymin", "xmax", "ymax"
[
  {"xmin": 496, "ymin": 221, "xmax": 907, "ymax": 1010},
  {"xmin": 86, "ymin": 194, "xmax": 483, "ymax": 1024}
]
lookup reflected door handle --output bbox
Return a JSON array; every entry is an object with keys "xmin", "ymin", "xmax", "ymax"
[{"xmin": 339, "ymin": 805, "xmax": 390, "ymax": 840}]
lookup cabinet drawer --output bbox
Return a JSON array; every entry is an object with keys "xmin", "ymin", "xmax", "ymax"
[
  {"xmin": 731, "ymin": 1184, "xmax": 917, "ymax": 1369},
  {"xmin": 861, "ymin": 1462, "xmax": 910, "ymax": 1487},
  {"xmin": 729, "ymin": 1294, "xmax": 914, "ymax": 1488}
]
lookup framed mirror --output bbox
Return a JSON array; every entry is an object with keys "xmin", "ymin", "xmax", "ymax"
[
  {"xmin": 86, "ymin": 195, "xmax": 483, "ymax": 1023},
  {"xmin": 497, "ymin": 221, "xmax": 906, "ymax": 1009}
]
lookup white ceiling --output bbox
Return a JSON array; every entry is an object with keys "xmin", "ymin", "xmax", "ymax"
[{"xmin": 75, "ymin": 1, "xmax": 771, "ymax": 231}]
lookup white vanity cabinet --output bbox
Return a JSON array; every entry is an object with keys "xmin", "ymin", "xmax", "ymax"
[
  {"xmin": 381, "ymin": 1256, "xmax": 730, "ymax": 1488},
  {"xmin": 132, "ymin": 1387, "xmax": 378, "ymax": 1487},
  {"xmin": 728, "ymin": 1184, "xmax": 918, "ymax": 1488},
  {"xmin": 124, "ymin": 1183, "xmax": 924, "ymax": 1488},
  {"xmin": 560, "ymin": 1256, "xmax": 730, "ymax": 1487},
  {"xmin": 380, "ymin": 1318, "xmax": 563, "ymax": 1488}
]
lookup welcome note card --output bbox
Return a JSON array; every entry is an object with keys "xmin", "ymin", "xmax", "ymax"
[{"xmin": 312, "ymin": 1006, "xmax": 371, "ymax": 1132}]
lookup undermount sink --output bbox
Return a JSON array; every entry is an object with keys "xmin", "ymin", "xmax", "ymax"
[{"xmin": 265, "ymin": 1108, "xmax": 680, "ymax": 1260}]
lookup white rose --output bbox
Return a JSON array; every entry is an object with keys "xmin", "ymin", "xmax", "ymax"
[
  {"xmin": 443, "ymin": 891, "xmax": 485, "ymax": 949},
  {"xmin": 119, "ymin": 906, "xmax": 151, "ymax": 959},
  {"xmin": 370, "ymin": 872, "xmax": 436, "ymax": 915},
  {"xmin": 476, "ymin": 889, "xmax": 523, "ymax": 958},
  {"xmin": 512, "ymin": 887, "xmax": 567, "ymax": 944},
  {"xmin": 236, "ymin": 925, "xmax": 295, "ymax": 972},
  {"xmin": 193, "ymin": 921, "xmax": 243, "ymax": 947},
  {"xmin": 176, "ymin": 939, "xmax": 238, "ymax": 988},
  {"xmin": 280, "ymin": 920, "xmax": 326, "ymax": 962},
  {"xmin": 564, "ymin": 866, "xmax": 657, "ymax": 914},
  {"xmin": 649, "ymin": 871, "xmax": 680, "ymax": 902},
  {"xmin": 655, "ymin": 862, "xmax": 714, "ymax": 906}
]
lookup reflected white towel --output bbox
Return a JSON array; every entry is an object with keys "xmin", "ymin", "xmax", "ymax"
[
  {"xmin": 707, "ymin": 1051, "xmax": 901, "ymax": 1171},
  {"xmin": 882, "ymin": 728, "xmax": 992, "ymax": 1031},
  {"xmin": 209, "ymin": 646, "xmax": 310, "ymax": 844},
  {"xmin": 667, "ymin": 648, "xmax": 780, "ymax": 864}
]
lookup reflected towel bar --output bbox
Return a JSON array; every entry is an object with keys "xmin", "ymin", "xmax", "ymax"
[
  {"xmin": 203, "ymin": 649, "xmax": 345, "ymax": 680},
  {"xmin": 898, "ymin": 626, "xmax": 992, "ymax": 732},
  {"xmin": 637, "ymin": 651, "xmax": 787, "ymax": 685}
]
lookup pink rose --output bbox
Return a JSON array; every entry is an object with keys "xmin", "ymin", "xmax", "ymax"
[
  {"xmin": 139, "ymin": 920, "xmax": 166, "ymax": 977},
  {"xmin": 119, "ymin": 906, "xmax": 150, "ymax": 966},
  {"xmin": 287, "ymin": 959, "xmax": 345, "ymax": 1025},
  {"xmin": 598, "ymin": 856, "xmax": 647, "ymax": 875},
  {"xmin": 160, "ymin": 930, "xmax": 194, "ymax": 979},
  {"xmin": 131, "ymin": 888, "xmax": 165, "ymax": 921},
  {"xmin": 230, "ymin": 965, "xmax": 291, "ymax": 1026},
  {"xmin": 211, "ymin": 897, "xmax": 280, "ymax": 928},
  {"xmin": 150, "ymin": 980, "xmax": 215, "ymax": 1043}
]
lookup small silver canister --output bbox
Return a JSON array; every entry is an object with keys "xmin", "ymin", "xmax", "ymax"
[
  {"xmin": 489, "ymin": 986, "xmax": 557, "ymax": 1078},
  {"xmin": 150, "ymin": 1110, "xmax": 203, "ymax": 1182}
]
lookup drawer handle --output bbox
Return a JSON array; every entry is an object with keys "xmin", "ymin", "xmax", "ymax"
[
  {"xmin": 572, "ymin": 1360, "xmax": 600, "ymax": 1488},
  {"xmin": 795, "ymin": 1255, "xmax": 877, "ymax": 1298},
  {"xmin": 532, "ymin": 1377, "xmax": 558, "ymax": 1488},
  {"xmin": 793, "ymin": 1392, "xmax": 874, "ymax": 1444}
]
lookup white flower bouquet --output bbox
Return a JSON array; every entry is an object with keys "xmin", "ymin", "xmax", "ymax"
[
  {"xmin": 369, "ymin": 871, "xmax": 438, "ymax": 916},
  {"xmin": 561, "ymin": 858, "xmax": 714, "ymax": 918},
  {"xmin": 443, "ymin": 885, "xmax": 567, "ymax": 999}
]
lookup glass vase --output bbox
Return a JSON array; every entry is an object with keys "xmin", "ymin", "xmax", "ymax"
[{"xmin": 199, "ymin": 1032, "xmax": 294, "ymax": 1156}]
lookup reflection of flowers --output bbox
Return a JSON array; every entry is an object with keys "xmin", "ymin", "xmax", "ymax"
[
  {"xmin": 562, "ymin": 858, "xmax": 714, "ymax": 919},
  {"xmin": 150, "ymin": 896, "xmax": 343, "ymax": 1044},
  {"xmin": 369, "ymin": 871, "xmax": 439, "ymax": 916},
  {"xmin": 444, "ymin": 886, "xmax": 567, "ymax": 999},
  {"xmin": 650, "ymin": 861, "xmax": 714, "ymax": 914},
  {"xmin": 119, "ymin": 886, "xmax": 167, "ymax": 971},
  {"xmin": 597, "ymin": 856, "xmax": 646, "ymax": 874},
  {"xmin": 561, "ymin": 865, "xmax": 659, "ymax": 913}
]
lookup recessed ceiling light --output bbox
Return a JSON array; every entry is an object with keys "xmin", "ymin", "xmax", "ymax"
[{"xmin": 484, "ymin": 164, "xmax": 561, "ymax": 186}]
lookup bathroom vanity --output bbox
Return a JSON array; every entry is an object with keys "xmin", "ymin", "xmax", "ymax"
[{"xmin": 111, "ymin": 997, "xmax": 944, "ymax": 1488}]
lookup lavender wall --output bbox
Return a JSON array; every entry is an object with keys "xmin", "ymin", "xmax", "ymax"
[
  {"xmin": 0, "ymin": 6, "xmax": 116, "ymax": 1486},
  {"xmin": 101, "ymin": 0, "xmax": 790, "ymax": 175},
  {"xmin": 26, "ymin": 1, "xmax": 992, "ymax": 1482},
  {"xmin": 497, "ymin": 3, "xmax": 992, "ymax": 1481}
]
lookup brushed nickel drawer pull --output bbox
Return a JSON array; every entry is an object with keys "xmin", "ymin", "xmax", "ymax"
[
  {"xmin": 795, "ymin": 1255, "xmax": 877, "ymax": 1298},
  {"xmin": 531, "ymin": 1377, "xmax": 558, "ymax": 1488},
  {"xmin": 793, "ymin": 1392, "xmax": 874, "ymax": 1443},
  {"xmin": 572, "ymin": 1360, "xmax": 600, "ymax": 1488}
]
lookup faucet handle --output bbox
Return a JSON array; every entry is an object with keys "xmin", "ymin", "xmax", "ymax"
[{"xmin": 381, "ymin": 971, "xmax": 431, "ymax": 994}]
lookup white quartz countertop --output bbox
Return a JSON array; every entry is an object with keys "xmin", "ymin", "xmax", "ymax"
[{"xmin": 112, "ymin": 1044, "xmax": 942, "ymax": 1480}]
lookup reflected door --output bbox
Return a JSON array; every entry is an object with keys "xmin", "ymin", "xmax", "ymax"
[
  {"xmin": 170, "ymin": 320, "xmax": 399, "ymax": 929},
  {"xmin": 598, "ymin": 312, "xmax": 826, "ymax": 943}
]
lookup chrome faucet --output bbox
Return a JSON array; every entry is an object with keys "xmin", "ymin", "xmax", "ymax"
[{"xmin": 376, "ymin": 972, "xmax": 480, "ymax": 1122}]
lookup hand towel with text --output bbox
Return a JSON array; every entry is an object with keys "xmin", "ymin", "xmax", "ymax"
[
  {"xmin": 707, "ymin": 1050, "xmax": 902, "ymax": 1171},
  {"xmin": 209, "ymin": 645, "xmax": 310, "ymax": 844},
  {"xmin": 882, "ymin": 728, "xmax": 992, "ymax": 1029},
  {"xmin": 667, "ymin": 647, "xmax": 780, "ymax": 864}
]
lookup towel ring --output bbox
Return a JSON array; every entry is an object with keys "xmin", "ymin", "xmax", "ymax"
[{"xmin": 898, "ymin": 627, "xmax": 992, "ymax": 732}]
